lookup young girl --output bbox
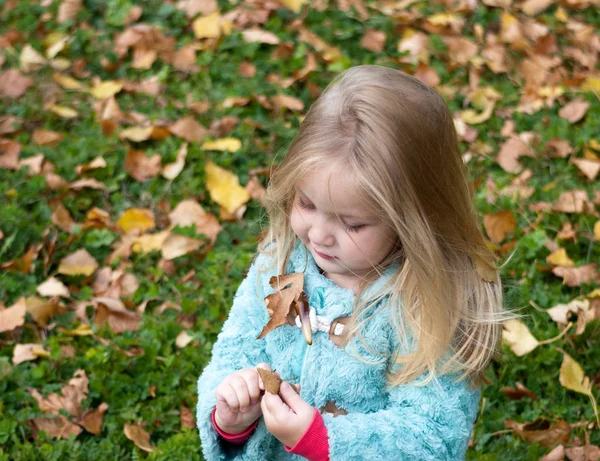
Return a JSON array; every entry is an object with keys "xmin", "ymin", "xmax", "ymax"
[{"xmin": 197, "ymin": 65, "xmax": 506, "ymax": 460}]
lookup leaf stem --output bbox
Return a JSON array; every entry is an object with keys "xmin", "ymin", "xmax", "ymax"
[{"xmin": 538, "ymin": 322, "xmax": 573, "ymax": 345}]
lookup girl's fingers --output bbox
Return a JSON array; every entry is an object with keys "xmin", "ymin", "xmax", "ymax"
[
  {"xmin": 229, "ymin": 376, "xmax": 251, "ymax": 411},
  {"xmin": 221, "ymin": 383, "xmax": 240, "ymax": 411},
  {"xmin": 239, "ymin": 369, "xmax": 261, "ymax": 404}
]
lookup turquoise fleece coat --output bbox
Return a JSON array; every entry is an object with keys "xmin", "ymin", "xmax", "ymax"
[{"xmin": 197, "ymin": 241, "xmax": 480, "ymax": 460}]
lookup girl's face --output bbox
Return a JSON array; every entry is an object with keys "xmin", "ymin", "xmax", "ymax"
[{"xmin": 290, "ymin": 164, "xmax": 397, "ymax": 290}]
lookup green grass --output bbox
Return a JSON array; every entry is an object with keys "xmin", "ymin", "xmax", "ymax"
[{"xmin": 0, "ymin": 0, "xmax": 599, "ymax": 459}]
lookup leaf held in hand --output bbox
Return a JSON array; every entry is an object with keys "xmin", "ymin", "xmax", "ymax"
[{"xmin": 257, "ymin": 368, "xmax": 282, "ymax": 394}]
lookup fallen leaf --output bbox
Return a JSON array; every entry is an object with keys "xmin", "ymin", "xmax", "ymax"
[
  {"xmin": 53, "ymin": 73, "xmax": 86, "ymax": 90},
  {"xmin": 546, "ymin": 248, "xmax": 574, "ymax": 267},
  {"xmin": 51, "ymin": 203, "xmax": 76, "ymax": 232},
  {"xmin": 520, "ymin": 0, "xmax": 553, "ymax": 16},
  {"xmin": 57, "ymin": 249, "xmax": 99, "ymax": 277},
  {"xmin": 279, "ymin": 0, "xmax": 306, "ymax": 12},
  {"xmin": 180, "ymin": 405, "xmax": 195, "ymax": 429},
  {"xmin": 201, "ymin": 137, "xmax": 241, "ymax": 152},
  {"xmin": 33, "ymin": 129, "xmax": 63, "ymax": 146},
  {"xmin": 20, "ymin": 45, "xmax": 46, "ymax": 72},
  {"xmin": 546, "ymin": 138, "xmax": 573, "ymax": 158},
  {"xmin": 483, "ymin": 211, "xmax": 517, "ymax": 243},
  {"xmin": 397, "ymin": 29, "xmax": 430, "ymax": 64},
  {"xmin": 26, "ymin": 296, "xmax": 62, "ymax": 327},
  {"xmin": 192, "ymin": 12, "xmax": 223, "ymax": 39},
  {"xmin": 175, "ymin": 331, "xmax": 194, "ymax": 348},
  {"xmin": 37, "ymin": 277, "xmax": 70, "ymax": 298},
  {"xmin": 124, "ymin": 423, "xmax": 155, "ymax": 452},
  {"xmin": 13, "ymin": 343, "xmax": 49, "ymax": 364},
  {"xmin": 117, "ymin": 208, "xmax": 155, "ymax": 234},
  {"xmin": 74, "ymin": 156, "xmax": 107, "ymax": 175},
  {"xmin": 69, "ymin": 178, "xmax": 108, "ymax": 191},
  {"xmin": 565, "ymin": 445, "xmax": 600, "ymax": 461},
  {"xmin": 48, "ymin": 105, "xmax": 78, "ymax": 119},
  {"xmin": 57, "ymin": 0, "xmax": 82, "ymax": 23},
  {"xmin": 571, "ymin": 158, "xmax": 600, "ymax": 181},
  {"xmin": 0, "ymin": 298, "xmax": 26, "ymax": 333},
  {"xmin": 560, "ymin": 351, "xmax": 592, "ymax": 396},
  {"xmin": 271, "ymin": 94, "xmax": 304, "ymax": 112},
  {"xmin": 540, "ymin": 445, "xmax": 565, "ymax": 461},
  {"xmin": 171, "ymin": 45, "xmax": 197, "ymax": 72},
  {"xmin": 0, "ymin": 69, "xmax": 34, "ymax": 98},
  {"xmin": 594, "ymin": 221, "xmax": 600, "ymax": 241},
  {"xmin": 0, "ymin": 138, "xmax": 21, "ymax": 169},
  {"xmin": 205, "ymin": 161, "xmax": 251, "ymax": 213},
  {"xmin": 30, "ymin": 415, "xmax": 82, "ymax": 439},
  {"xmin": 257, "ymin": 273, "xmax": 304, "ymax": 339},
  {"xmin": 504, "ymin": 418, "xmax": 571, "ymax": 448},
  {"xmin": 559, "ymin": 98, "xmax": 590, "ymax": 123},
  {"xmin": 162, "ymin": 143, "xmax": 188, "ymax": 180},
  {"xmin": 0, "ymin": 115, "xmax": 22, "ymax": 134},
  {"xmin": 168, "ymin": 199, "xmax": 221, "ymax": 243},
  {"xmin": 176, "ymin": 0, "xmax": 218, "ymax": 18},
  {"xmin": 168, "ymin": 116, "xmax": 208, "ymax": 143},
  {"xmin": 443, "ymin": 37, "xmax": 478, "ymax": 65},
  {"xmin": 161, "ymin": 234, "xmax": 203, "ymax": 260},
  {"xmin": 552, "ymin": 264, "xmax": 597, "ymax": 287},
  {"xmin": 131, "ymin": 230, "xmax": 170, "ymax": 254},
  {"xmin": 552, "ymin": 190, "xmax": 589, "ymax": 214},
  {"xmin": 502, "ymin": 319, "xmax": 539, "ymax": 356},
  {"xmin": 124, "ymin": 149, "xmax": 162, "ymax": 181},
  {"xmin": 75, "ymin": 402, "xmax": 109, "ymax": 435},
  {"xmin": 360, "ymin": 29, "xmax": 386, "ymax": 53},
  {"xmin": 502, "ymin": 382, "xmax": 538, "ymax": 401},
  {"xmin": 242, "ymin": 29, "xmax": 281, "ymax": 45},
  {"xmin": 119, "ymin": 126, "xmax": 154, "ymax": 142},
  {"xmin": 94, "ymin": 297, "xmax": 141, "ymax": 333}
]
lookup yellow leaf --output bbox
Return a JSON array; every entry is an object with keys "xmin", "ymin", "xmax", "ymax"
[
  {"xmin": 503, "ymin": 319, "xmax": 539, "ymax": 356},
  {"xmin": 582, "ymin": 77, "xmax": 600, "ymax": 93},
  {"xmin": 119, "ymin": 126, "xmax": 153, "ymax": 142},
  {"xmin": 57, "ymin": 249, "xmax": 99, "ymax": 276},
  {"xmin": 53, "ymin": 73, "xmax": 86, "ymax": 90},
  {"xmin": 546, "ymin": 248, "xmax": 575, "ymax": 267},
  {"xmin": 279, "ymin": 0, "xmax": 306, "ymax": 12},
  {"xmin": 459, "ymin": 103, "xmax": 495, "ymax": 125},
  {"xmin": 20, "ymin": 45, "xmax": 47, "ymax": 72},
  {"xmin": 201, "ymin": 137, "xmax": 242, "ymax": 152},
  {"xmin": 90, "ymin": 80, "xmax": 123, "ymax": 99},
  {"xmin": 427, "ymin": 12, "xmax": 460, "ymax": 25},
  {"xmin": 117, "ymin": 208, "xmax": 155, "ymax": 233},
  {"xmin": 13, "ymin": 343, "xmax": 49, "ymax": 365},
  {"xmin": 192, "ymin": 12, "xmax": 221, "ymax": 39},
  {"xmin": 58, "ymin": 324, "xmax": 93, "ymax": 336},
  {"xmin": 48, "ymin": 105, "xmax": 78, "ymax": 119},
  {"xmin": 131, "ymin": 231, "xmax": 170, "ymax": 254},
  {"xmin": 161, "ymin": 143, "xmax": 188, "ymax": 180},
  {"xmin": 205, "ymin": 161, "xmax": 250, "ymax": 213},
  {"xmin": 559, "ymin": 352, "xmax": 591, "ymax": 395},
  {"xmin": 161, "ymin": 234, "xmax": 203, "ymax": 260},
  {"xmin": 594, "ymin": 221, "xmax": 600, "ymax": 241}
]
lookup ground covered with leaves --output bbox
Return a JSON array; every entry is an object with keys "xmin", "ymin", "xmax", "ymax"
[{"xmin": 0, "ymin": 0, "xmax": 599, "ymax": 459}]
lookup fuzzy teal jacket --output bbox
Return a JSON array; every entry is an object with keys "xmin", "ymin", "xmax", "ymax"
[{"xmin": 197, "ymin": 240, "xmax": 481, "ymax": 460}]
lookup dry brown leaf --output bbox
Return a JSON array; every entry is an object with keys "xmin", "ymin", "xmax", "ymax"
[
  {"xmin": 19, "ymin": 154, "xmax": 44, "ymax": 176},
  {"xmin": 242, "ymin": 28, "xmax": 281, "ymax": 45},
  {"xmin": 33, "ymin": 129, "xmax": 63, "ymax": 146},
  {"xmin": 501, "ymin": 382, "xmax": 538, "ymax": 401},
  {"xmin": 0, "ymin": 69, "xmax": 34, "ymax": 99},
  {"xmin": 175, "ymin": 331, "xmax": 194, "ymax": 348},
  {"xmin": 180, "ymin": 405, "xmax": 195, "ymax": 429},
  {"xmin": 571, "ymin": 158, "xmax": 600, "ymax": 181},
  {"xmin": 37, "ymin": 276, "xmax": 70, "ymax": 298},
  {"xmin": 271, "ymin": 94, "xmax": 304, "ymax": 112},
  {"xmin": 124, "ymin": 423, "xmax": 155, "ymax": 452},
  {"xmin": 0, "ymin": 115, "xmax": 22, "ymax": 134},
  {"xmin": 546, "ymin": 138, "xmax": 573, "ymax": 158},
  {"xmin": 245, "ymin": 176, "xmax": 266, "ymax": 206},
  {"xmin": 75, "ymin": 402, "xmax": 109, "ymax": 435},
  {"xmin": 397, "ymin": 29, "xmax": 430, "ymax": 64},
  {"xmin": 168, "ymin": 116, "xmax": 208, "ymax": 143},
  {"xmin": 26, "ymin": 296, "xmax": 63, "ymax": 327},
  {"xmin": 0, "ymin": 138, "xmax": 21, "ymax": 169},
  {"xmin": 552, "ymin": 264, "xmax": 598, "ymax": 287},
  {"xmin": 58, "ymin": 249, "xmax": 99, "ymax": 277},
  {"xmin": 28, "ymin": 369, "xmax": 88, "ymax": 417},
  {"xmin": 258, "ymin": 368, "xmax": 282, "ymax": 394},
  {"xmin": 125, "ymin": 149, "xmax": 162, "ymax": 181},
  {"xmin": 360, "ymin": 29, "xmax": 386, "ymax": 53},
  {"xmin": 171, "ymin": 45, "xmax": 197, "ymax": 72},
  {"xmin": 161, "ymin": 234, "xmax": 203, "ymax": 260},
  {"xmin": 176, "ymin": 0, "xmax": 218, "ymax": 18},
  {"xmin": 540, "ymin": 445, "xmax": 565, "ymax": 461},
  {"xmin": 559, "ymin": 98, "xmax": 590, "ymax": 123},
  {"xmin": 414, "ymin": 63, "xmax": 440, "ymax": 87},
  {"xmin": 496, "ymin": 136, "xmax": 535, "ymax": 173},
  {"xmin": 30, "ymin": 415, "xmax": 82, "ymax": 439},
  {"xmin": 565, "ymin": 445, "xmax": 600, "ymax": 461},
  {"xmin": 483, "ymin": 211, "xmax": 517, "ymax": 243},
  {"xmin": 57, "ymin": 0, "xmax": 82, "ymax": 22},
  {"xmin": 51, "ymin": 203, "xmax": 76, "ymax": 233},
  {"xmin": 504, "ymin": 419, "xmax": 571, "ymax": 448},
  {"xmin": 94, "ymin": 297, "xmax": 141, "ymax": 333},
  {"xmin": 552, "ymin": 190, "xmax": 589, "ymax": 214},
  {"xmin": 168, "ymin": 199, "xmax": 221, "ymax": 243},
  {"xmin": 520, "ymin": 0, "xmax": 552, "ymax": 16},
  {"xmin": 0, "ymin": 297, "xmax": 26, "ymax": 333},
  {"xmin": 257, "ymin": 273, "xmax": 304, "ymax": 339},
  {"xmin": 443, "ymin": 37, "xmax": 478, "ymax": 65},
  {"xmin": 13, "ymin": 343, "xmax": 49, "ymax": 364},
  {"xmin": 238, "ymin": 61, "xmax": 256, "ymax": 78}
]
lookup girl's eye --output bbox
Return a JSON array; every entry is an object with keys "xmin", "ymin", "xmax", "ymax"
[
  {"xmin": 346, "ymin": 224, "xmax": 365, "ymax": 233},
  {"xmin": 298, "ymin": 196, "xmax": 315, "ymax": 210}
]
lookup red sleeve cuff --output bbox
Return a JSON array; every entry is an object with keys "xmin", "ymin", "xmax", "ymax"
[
  {"xmin": 211, "ymin": 407, "xmax": 259, "ymax": 445},
  {"xmin": 284, "ymin": 408, "xmax": 329, "ymax": 461}
]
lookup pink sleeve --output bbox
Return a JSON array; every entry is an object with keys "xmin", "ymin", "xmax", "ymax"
[
  {"xmin": 211, "ymin": 407, "xmax": 259, "ymax": 445},
  {"xmin": 285, "ymin": 408, "xmax": 330, "ymax": 461}
]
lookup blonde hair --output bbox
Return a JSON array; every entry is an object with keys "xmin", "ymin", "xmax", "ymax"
[{"xmin": 259, "ymin": 65, "xmax": 512, "ymax": 388}]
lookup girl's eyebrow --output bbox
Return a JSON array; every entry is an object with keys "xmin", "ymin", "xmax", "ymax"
[{"xmin": 296, "ymin": 187, "xmax": 372, "ymax": 221}]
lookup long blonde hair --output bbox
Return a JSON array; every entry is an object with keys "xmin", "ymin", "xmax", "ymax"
[{"xmin": 260, "ymin": 65, "xmax": 511, "ymax": 388}]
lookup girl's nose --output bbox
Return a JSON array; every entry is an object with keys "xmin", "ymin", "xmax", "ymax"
[{"xmin": 308, "ymin": 222, "xmax": 335, "ymax": 247}]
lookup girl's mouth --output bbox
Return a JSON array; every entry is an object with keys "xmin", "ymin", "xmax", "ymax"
[{"xmin": 314, "ymin": 249, "xmax": 334, "ymax": 260}]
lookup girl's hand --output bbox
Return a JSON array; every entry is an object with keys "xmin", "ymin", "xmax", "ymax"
[
  {"xmin": 261, "ymin": 381, "xmax": 315, "ymax": 447},
  {"xmin": 214, "ymin": 363, "xmax": 274, "ymax": 435}
]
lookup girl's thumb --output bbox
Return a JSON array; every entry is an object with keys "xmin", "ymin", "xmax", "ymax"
[{"xmin": 280, "ymin": 382, "xmax": 302, "ymax": 408}]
